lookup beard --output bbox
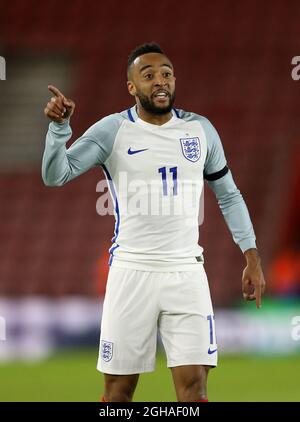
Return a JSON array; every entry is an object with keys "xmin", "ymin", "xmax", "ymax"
[{"xmin": 136, "ymin": 90, "xmax": 176, "ymax": 115}]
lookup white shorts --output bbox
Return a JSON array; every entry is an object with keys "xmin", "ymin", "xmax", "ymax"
[{"xmin": 97, "ymin": 265, "xmax": 218, "ymax": 375}]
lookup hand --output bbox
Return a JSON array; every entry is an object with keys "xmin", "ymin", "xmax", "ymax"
[
  {"xmin": 44, "ymin": 85, "xmax": 75, "ymax": 123},
  {"xmin": 242, "ymin": 249, "xmax": 266, "ymax": 308}
]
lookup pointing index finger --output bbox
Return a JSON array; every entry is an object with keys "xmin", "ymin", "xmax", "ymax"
[
  {"xmin": 255, "ymin": 283, "xmax": 262, "ymax": 308},
  {"xmin": 48, "ymin": 85, "xmax": 64, "ymax": 98}
]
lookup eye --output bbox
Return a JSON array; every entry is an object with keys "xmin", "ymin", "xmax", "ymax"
[
  {"xmin": 163, "ymin": 72, "xmax": 172, "ymax": 78},
  {"xmin": 144, "ymin": 73, "xmax": 153, "ymax": 79}
]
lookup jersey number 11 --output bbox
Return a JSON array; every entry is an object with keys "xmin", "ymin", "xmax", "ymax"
[{"xmin": 158, "ymin": 166, "xmax": 178, "ymax": 196}]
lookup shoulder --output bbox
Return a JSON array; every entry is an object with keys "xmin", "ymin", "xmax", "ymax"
[
  {"xmin": 175, "ymin": 108, "xmax": 226, "ymax": 174},
  {"xmin": 176, "ymin": 109, "xmax": 216, "ymax": 133},
  {"xmin": 175, "ymin": 108, "xmax": 207, "ymax": 123},
  {"xmin": 85, "ymin": 113, "xmax": 125, "ymax": 136},
  {"xmin": 175, "ymin": 109, "xmax": 221, "ymax": 149},
  {"xmin": 81, "ymin": 112, "xmax": 131, "ymax": 148}
]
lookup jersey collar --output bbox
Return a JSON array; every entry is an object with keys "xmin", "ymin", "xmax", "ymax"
[{"xmin": 128, "ymin": 105, "xmax": 180, "ymax": 124}]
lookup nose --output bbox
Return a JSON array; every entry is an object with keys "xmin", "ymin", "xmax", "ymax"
[{"xmin": 154, "ymin": 74, "xmax": 167, "ymax": 86}]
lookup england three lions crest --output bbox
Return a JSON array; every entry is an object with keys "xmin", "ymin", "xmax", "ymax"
[
  {"xmin": 180, "ymin": 137, "xmax": 201, "ymax": 162},
  {"xmin": 101, "ymin": 340, "xmax": 113, "ymax": 362}
]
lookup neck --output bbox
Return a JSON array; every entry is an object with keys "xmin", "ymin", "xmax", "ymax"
[{"xmin": 136, "ymin": 104, "xmax": 173, "ymax": 126}]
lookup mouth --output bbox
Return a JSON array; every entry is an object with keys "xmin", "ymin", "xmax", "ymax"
[{"xmin": 152, "ymin": 90, "xmax": 170, "ymax": 102}]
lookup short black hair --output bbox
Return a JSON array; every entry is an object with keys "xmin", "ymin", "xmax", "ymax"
[{"xmin": 127, "ymin": 42, "xmax": 165, "ymax": 70}]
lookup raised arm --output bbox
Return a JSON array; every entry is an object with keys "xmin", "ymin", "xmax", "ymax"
[{"xmin": 42, "ymin": 85, "xmax": 121, "ymax": 186}]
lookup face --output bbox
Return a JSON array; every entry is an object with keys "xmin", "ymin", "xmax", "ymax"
[{"xmin": 127, "ymin": 53, "xmax": 176, "ymax": 115}]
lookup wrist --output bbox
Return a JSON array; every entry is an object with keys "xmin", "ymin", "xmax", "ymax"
[
  {"xmin": 51, "ymin": 118, "xmax": 70, "ymax": 126},
  {"xmin": 244, "ymin": 248, "xmax": 260, "ymax": 266}
]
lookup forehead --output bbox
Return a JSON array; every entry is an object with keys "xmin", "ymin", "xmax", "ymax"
[{"xmin": 133, "ymin": 53, "xmax": 173, "ymax": 73}]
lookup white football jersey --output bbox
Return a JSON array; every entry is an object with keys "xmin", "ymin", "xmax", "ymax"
[{"xmin": 103, "ymin": 108, "xmax": 209, "ymax": 271}]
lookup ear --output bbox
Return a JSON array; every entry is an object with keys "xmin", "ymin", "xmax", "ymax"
[{"xmin": 127, "ymin": 80, "xmax": 137, "ymax": 97}]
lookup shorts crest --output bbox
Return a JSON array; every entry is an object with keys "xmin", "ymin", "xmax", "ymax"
[{"xmin": 101, "ymin": 340, "xmax": 113, "ymax": 362}]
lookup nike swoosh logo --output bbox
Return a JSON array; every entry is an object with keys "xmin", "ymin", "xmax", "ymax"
[
  {"xmin": 208, "ymin": 348, "xmax": 218, "ymax": 355},
  {"xmin": 127, "ymin": 147, "xmax": 149, "ymax": 155}
]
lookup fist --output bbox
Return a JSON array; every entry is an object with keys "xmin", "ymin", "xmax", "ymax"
[{"xmin": 44, "ymin": 85, "xmax": 75, "ymax": 123}]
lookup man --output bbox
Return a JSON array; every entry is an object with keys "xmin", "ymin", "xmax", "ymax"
[{"xmin": 42, "ymin": 43, "xmax": 266, "ymax": 402}]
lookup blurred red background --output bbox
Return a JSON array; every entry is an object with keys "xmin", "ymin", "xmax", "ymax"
[{"xmin": 0, "ymin": 0, "xmax": 299, "ymax": 305}]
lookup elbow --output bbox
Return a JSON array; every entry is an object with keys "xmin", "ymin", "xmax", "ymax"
[
  {"xmin": 41, "ymin": 166, "xmax": 69, "ymax": 187},
  {"xmin": 218, "ymin": 189, "xmax": 243, "ymax": 210},
  {"xmin": 42, "ymin": 178, "xmax": 63, "ymax": 187},
  {"xmin": 42, "ymin": 172, "xmax": 65, "ymax": 187}
]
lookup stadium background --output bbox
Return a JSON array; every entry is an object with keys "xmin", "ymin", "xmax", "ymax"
[{"xmin": 0, "ymin": 0, "xmax": 300, "ymax": 402}]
